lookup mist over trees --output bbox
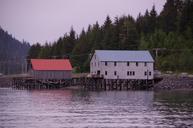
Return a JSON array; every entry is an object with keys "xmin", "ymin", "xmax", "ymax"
[
  {"xmin": 28, "ymin": 0, "xmax": 193, "ymax": 73},
  {"xmin": 0, "ymin": 27, "xmax": 30, "ymax": 74}
]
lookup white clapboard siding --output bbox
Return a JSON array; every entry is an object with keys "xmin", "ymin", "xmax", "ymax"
[{"xmin": 90, "ymin": 50, "xmax": 154, "ymax": 80}]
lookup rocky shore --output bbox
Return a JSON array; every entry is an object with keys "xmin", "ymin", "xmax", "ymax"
[
  {"xmin": 1, "ymin": 73, "xmax": 193, "ymax": 91},
  {"xmin": 154, "ymin": 74, "xmax": 193, "ymax": 91}
]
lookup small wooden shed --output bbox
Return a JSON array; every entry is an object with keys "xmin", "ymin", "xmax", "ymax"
[{"xmin": 29, "ymin": 59, "xmax": 72, "ymax": 80}]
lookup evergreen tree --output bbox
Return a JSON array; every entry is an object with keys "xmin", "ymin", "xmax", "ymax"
[
  {"xmin": 101, "ymin": 16, "xmax": 115, "ymax": 49},
  {"xmin": 179, "ymin": 0, "xmax": 193, "ymax": 33},
  {"xmin": 28, "ymin": 43, "xmax": 41, "ymax": 58},
  {"xmin": 159, "ymin": 0, "xmax": 178, "ymax": 32},
  {"xmin": 149, "ymin": 5, "xmax": 157, "ymax": 33},
  {"xmin": 38, "ymin": 42, "xmax": 51, "ymax": 58},
  {"xmin": 119, "ymin": 16, "xmax": 139, "ymax": 49},
  {"xmin": 91, "ymin": 22, "xmax": 103, "ymax": 51},
  {"xmin": 71, "ymin": 29, "xmax": 90, "ymax": 72},
  {"xmin": 67, "ymin": 27, "xmax": 76, "ymax": 53},
  {"xmin": 27, "ymin": 0, "xmax": 193, "ymax": 73}
]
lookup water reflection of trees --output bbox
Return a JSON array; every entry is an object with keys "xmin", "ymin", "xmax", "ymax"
[{"xmin": 71, "ymin": 90, "xmax": 92, "ymax": 104}]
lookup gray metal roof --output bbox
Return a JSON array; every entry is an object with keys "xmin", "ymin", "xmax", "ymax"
[{"xmin": 95, "ymin": 50, "xmax": 154, "ymax": 62}]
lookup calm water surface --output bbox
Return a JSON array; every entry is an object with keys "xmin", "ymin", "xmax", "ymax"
[{"xmin": 0, "ymin": 88, "xmax": 193, "ymax": 128}]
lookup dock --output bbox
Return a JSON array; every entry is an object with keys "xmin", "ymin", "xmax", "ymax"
[{"xmin": 11, "ymin": 75, "xmax": 160, "ymax": 90}]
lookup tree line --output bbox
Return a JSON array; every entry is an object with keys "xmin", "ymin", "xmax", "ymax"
[
  {"xmin": 28, "ymin": 0, "xmax": 193, "ymax": 73},
  {"xmin": 0, "ymin": 27, "xmax": 30, "ymax": 74}
]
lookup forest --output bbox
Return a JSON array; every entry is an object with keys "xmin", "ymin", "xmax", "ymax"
[
  {"xmin": 0, "ymin": 27, "xmax": 30, "ymax": 74},
  {"xmin": 28, "ymin": 0, "xmax": 193, "ymax": 73}
]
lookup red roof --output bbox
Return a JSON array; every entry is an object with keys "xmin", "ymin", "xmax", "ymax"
[{"xmin": 31, "ymin": 59, "xmax": 72, "ymax": 71}]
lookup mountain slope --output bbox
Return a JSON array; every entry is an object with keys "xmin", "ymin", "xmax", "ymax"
[{"xmin": 0, "ymin": 27, "xmax": 30, "ymax": 74}]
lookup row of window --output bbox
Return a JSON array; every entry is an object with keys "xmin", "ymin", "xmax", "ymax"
[
  {"xmin": 127, "ymin": 71, "xmax": 135, "ymax": 76},
  {"xmin": 92, "ymin": 62, "xmax": 148, "ymax": 67},
  {"xmin": 105, "ymin": 62, "xmax": 147, "ymax": 67},
  {"xmin": 145, "ymin": 71, "xmax": 151, "ymax": 76},
  {"xmin": 104, "ymin": 71, "xmax": 151, "ymax": 76}
]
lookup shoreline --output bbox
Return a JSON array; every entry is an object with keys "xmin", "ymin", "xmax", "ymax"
[
  {"xmin": 154, "ymin": 74, "xmax": 193, "ymax": 91},
  {"xmin": 1, "ymin": 73, "xmax": 193, "ymax": 91}
]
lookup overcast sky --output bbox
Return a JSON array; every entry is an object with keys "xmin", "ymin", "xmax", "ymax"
[{"xmin": 0, "ymin": 0, "xmax": 166, "ymax": 44}]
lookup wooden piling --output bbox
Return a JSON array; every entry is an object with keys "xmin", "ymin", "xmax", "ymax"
[{"xmin": 12, "ymin": 76, "xmax": 155, "ymax": 91}]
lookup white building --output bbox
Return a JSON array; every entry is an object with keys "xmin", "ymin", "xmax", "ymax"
[{"xmin": 90, "ymin": 50, "xmax": 154, "ymax": 80}]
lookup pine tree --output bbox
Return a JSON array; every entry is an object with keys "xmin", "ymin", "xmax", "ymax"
[
  {"xmin": 101, "ymin": 16, "xmax": 114, "ymax": 49},
  {"xmin": 149, "ymin": 5, "xmax": 157, "ymax": 33},
  {"xmin": 119, "ymin": 16, "xmax": 139, "ymax": 50},
  {"xmin": 179, "ymin": 0, "xmax": 193, "ymax": 33},
  {"xmin": 28, "ymin": 43, "xmax": 41, "ymax": 58},
  {"xmin": 65, "ymin": 27, "xmax": 76, "ymax": 54},
  {"xmin": 159, "ymin": 0, "xmax": 178, "ymax": 33},
  {"xmin": 71, "ymin": 29, "xmax": 90, "ymax": 72},
  {"xmin": 27, "ymin": 0, "xmax": 193, "ymax": 73}
]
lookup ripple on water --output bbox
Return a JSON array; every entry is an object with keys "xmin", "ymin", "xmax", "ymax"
[{"xmin": 0, "ymin": 88, "xmax": 193, "ymax": 128}]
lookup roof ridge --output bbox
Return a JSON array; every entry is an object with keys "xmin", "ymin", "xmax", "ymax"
[{"xmin": 95, "ymin": 50, "xmax": 154, "ymax": 62}]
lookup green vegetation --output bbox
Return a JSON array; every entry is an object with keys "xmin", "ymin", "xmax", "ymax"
[{"xmin": 28, "ymin": 0, "xmax": 193, "ymax": 73}]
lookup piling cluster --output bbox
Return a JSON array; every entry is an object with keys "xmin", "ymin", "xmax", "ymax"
[
  {"xmin": 12, "ymin": 77, "xmax": 155, "ymax": 90},
  {"xmin": 76, "ymin": 78, "xmax": 154, "ymax": 91},
  {"xmin": 12, "ymin": 78, "xmax": 71, "ymax": 89}
]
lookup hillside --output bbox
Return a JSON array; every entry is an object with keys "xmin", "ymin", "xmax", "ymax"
[
  {"xmin": 28, "ymin": 0, "xmax": 193, "ymax": 73},
  {"xmin": 0, "ymin": 27, "xmax": 30, "ymax": 74}
]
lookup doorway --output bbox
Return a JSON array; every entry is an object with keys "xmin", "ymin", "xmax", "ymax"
[{"xmin": 97, "ymin": 70, "xmax": 100, "ymax": 75}]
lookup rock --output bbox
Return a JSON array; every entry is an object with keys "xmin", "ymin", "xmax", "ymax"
[
  {"xmin": 154, "ymin": 75, "xmax": 193, "ymax": 91},
  {"xmin": 166, "ymin": 71, "xmax": 173, "ymax": 74},
  {"xmin": 179, "ymin": 72, "xmax": 188, "ymax": 78},
  {"xmin": 188, "ymin": 75, "xmax": 193, "ymax": 78},
  {"xmin": 0, "ymin": 73, "xmax": 3, "ymax": 77}
]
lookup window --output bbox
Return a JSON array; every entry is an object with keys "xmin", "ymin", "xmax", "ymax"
[
  {"xmin": 114, "ymin": 71, "xmax": 117, "ymax": 76},
  {"xmin": 144, "ymin": 62, "xmax": 147, "ymax": 67},
  {"xmin": 98, "ymin": 62, "xmax": 100, "ymax": 66},
  {"xmin": 105, "ymin": 71, "xmax": 107, "ymax": 75},
  {"xmin": 149, "ymin": 72, "xmax": 151, "ymax": 76},
  {"xmin": 127, "ymin": 62, "xmax": 130, "ymax": 66},
  {"xmin": 127, "ymin": 71, "xmax": 135, "ymax": 76},
  {"xmin": 144, "ymin": 71, "xmax": 147, "ymax": 76},
  {"xmin": 105, "ymin": 62, "xmax": 108, "ymax": 66},
  {"xmin": 114, "ymin": 62, "xmax": 117, "ymax": 66},
  {"xmin": 136, "ymin": 62, "xmax": 138, "ymax": 67}
]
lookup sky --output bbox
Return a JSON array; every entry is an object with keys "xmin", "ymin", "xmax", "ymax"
[{"xmin": 0, "ymin": 0, "xmax": 166, "ymax": 44}]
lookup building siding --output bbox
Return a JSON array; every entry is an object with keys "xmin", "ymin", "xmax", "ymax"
[
  {"xmin": 30, "ymin": 70, "xmax": 72, "ymax": 80},
  {"xmin": 90, "ymin": 52, "xmax": 154, "ymax": 80},
  {"xmin": 90, "ymin": 53, "xmax": 101, "ymax": 74}
]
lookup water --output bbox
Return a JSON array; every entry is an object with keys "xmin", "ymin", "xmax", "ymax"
[{"xmin": 0, "ymin": 88, "xmax": 193, "ymax": 128}]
